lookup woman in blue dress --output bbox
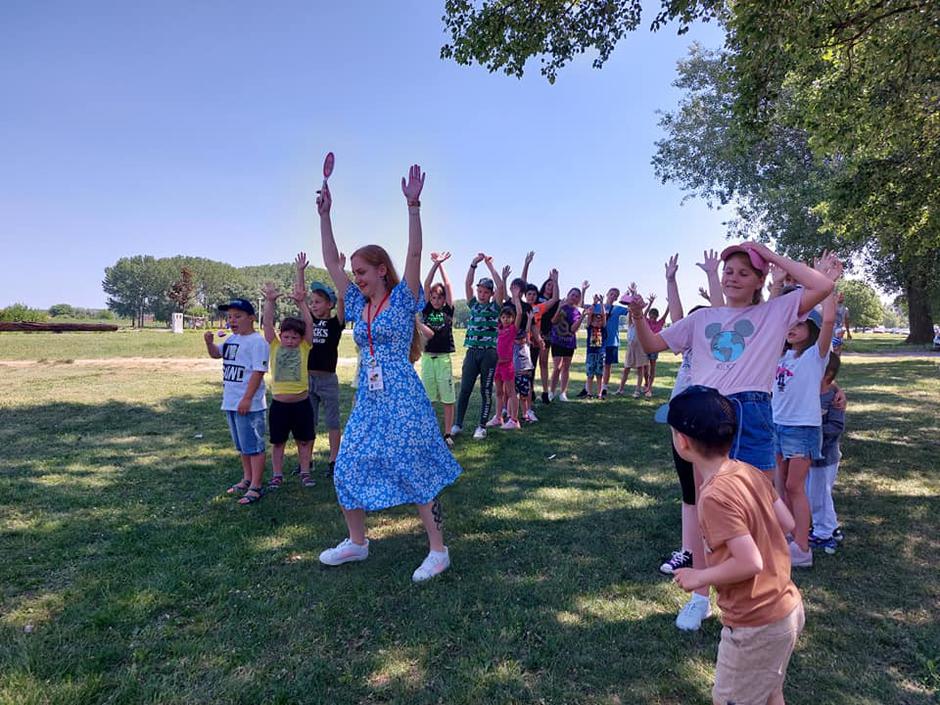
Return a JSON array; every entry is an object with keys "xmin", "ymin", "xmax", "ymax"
[{"xmin": 316, "ymin": 163, "xmax": 462, "ymax": 582}]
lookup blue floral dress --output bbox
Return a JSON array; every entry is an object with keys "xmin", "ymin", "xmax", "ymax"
[{"xmin": 335, "ymin": 280, "xmax": 462, "ymax": 510}]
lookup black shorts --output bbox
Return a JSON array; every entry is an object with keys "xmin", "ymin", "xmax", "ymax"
[
  {"xmin": 269, "ymin": 398, "xmax": 315, "ymax": 445},
  {"xmin": 672, "ymin": 441, "xmax": 696, "ymax": 505},
  {"xmin": 514, "ymin": 373, "xmax": 532, "ymax": 396},
  {"xmin": 551, "ymin": 344, "xmax": 575, "ymax": 359}
]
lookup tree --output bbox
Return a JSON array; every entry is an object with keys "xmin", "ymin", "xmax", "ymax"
[
  {"xmin": 837, "ymin": 279, "xmax": 883, "ymax": 330},
  {"xmin": 102, "ymin": 255, "xmax": 166, "ymax": 327},
  {"xmin": 167, "ymin": 266, "xmax": 196, "ymax": 313},
  {"xmin": 0, "ymin": 303, "xmax": 48, "ymax": 323},
  {"xmin": 48, "ymin": 303, "xmax": 75, "ymax": 317}
]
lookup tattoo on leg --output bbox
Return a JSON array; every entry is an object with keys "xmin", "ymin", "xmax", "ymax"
[{"xmin": 431, "ymin": 498, "xmax": 444, "ymax": 532}]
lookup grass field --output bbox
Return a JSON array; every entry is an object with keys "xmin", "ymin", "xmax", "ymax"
[{"xmin": 0, "ymin": 330, "xmax": 938, "ymax": 704}]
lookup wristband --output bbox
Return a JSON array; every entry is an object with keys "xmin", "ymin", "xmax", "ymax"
[{"xmin": 408, "ymin": 200, "xmax": 421, "ymax": 208}]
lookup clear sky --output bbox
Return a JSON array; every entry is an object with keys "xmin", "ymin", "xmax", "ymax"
[{"xmin": 1, "ymin": 0, "xmax": 734, "ymax": 310}]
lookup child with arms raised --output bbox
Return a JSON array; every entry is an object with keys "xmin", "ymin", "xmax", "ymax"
[
  {"xmin": 204, "ymin": 298, "xmax": 269, "ymax": 505},
  {"xmin": 668, "ymin": 386, "xmax": 804, "ymax": 705},
  {"xmin": 808, "ymin": 354, "xmax": 846, "ymax": 553},
  {"xmin": 630, "ymin": 241, "xmax": 835, "ymax": 630},
  {"xmin": 772, "ymin": 254, "xmax": 842, "ymax": 567},
  {"xmin": 261, "ymin": 269, "xmax": 316, "ymax": 490},
  {"xmin": 583, "ymin": 294, "xmax": 608, "ymax": 398},
  {"xmin": 418, "ymin": 251, "xmax": 457, "ymax": 446}
]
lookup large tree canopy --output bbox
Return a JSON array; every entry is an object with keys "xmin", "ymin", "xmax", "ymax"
[{"xmin": 442, "ymin": 0, "xmax": 940, "ymax": 342}]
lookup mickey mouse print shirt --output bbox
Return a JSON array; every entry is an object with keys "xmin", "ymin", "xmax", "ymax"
[{"xmin": 660, "ymin": 290, "xmax": 805, "ymax": 396}]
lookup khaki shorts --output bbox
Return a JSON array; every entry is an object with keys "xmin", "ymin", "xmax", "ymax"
[
  {"xmin": 307, "ymin": 372, "xmax": 341, "ymax": 431},
  {"xmin": 421, "ymin": 353, "xmax": 455, "ymax": 404},
  {"xmin": 713, "ymin": 602, "xmax": 805, "ymax": 705},
  {"xmin": 625, "ymin": 337, "xmax": 649, "ymax": 369}
]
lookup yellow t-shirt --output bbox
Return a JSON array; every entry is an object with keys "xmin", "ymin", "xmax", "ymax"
[{"xmin": 269, "ymin": 339, "xmax": 312, "ymax": 396}]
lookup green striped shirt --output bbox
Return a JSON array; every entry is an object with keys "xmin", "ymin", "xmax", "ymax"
[{"xmin": 465, "ymin": 299, "xmax": 499, "ymax": 348}]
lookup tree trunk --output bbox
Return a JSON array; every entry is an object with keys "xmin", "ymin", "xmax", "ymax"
[{"xmin": 904, "ymin": 275, "xmax": 934, "ymax": 344}]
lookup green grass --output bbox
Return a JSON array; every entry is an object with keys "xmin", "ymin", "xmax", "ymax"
[
  {"xmin": 0, "ymin": 338, "xmax": 938, "ymax": 704},
  {"xmin": 843, "ymin": 332, "xmax": 936, "ymax": 355}
]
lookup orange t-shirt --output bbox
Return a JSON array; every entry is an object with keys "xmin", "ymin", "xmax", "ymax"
[{"xmin": 698, "ymin": 459, "xmax": 802, "ymax": 628}]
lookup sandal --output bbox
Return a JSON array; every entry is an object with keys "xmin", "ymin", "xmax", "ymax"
[
  {"xmin": 300, "ymin": 471, "xmax": 316, "ymax": 488},
  {"xmin": 226, "ymin": 479, "xmax": 251, "ymax": 495},
  {"xmin": 267, "ymin": 474, "xmax": 284, "ymax": 490},
  {"xmin": 238, "ymin": 486, "xmax": 264, "ymax": 505}
]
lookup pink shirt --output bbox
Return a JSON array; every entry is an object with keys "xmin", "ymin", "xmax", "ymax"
[
  {"xmin": 660, "ymin": 290, "xmax": 804, "ymax": 396},
  {"xmin": 497, "ymin": 324, "xmax": 515, "ymax": 364},
  {"xmin": 648, "ymin": 317, "xmax": 665, "ymax": 334}
]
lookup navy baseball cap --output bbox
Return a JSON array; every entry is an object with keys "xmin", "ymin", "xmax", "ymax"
[
  {"xmin": 218, "ymin": 298, "xmax": 256, "ymax": 316},
  {"xmin": 309, "ymin": 281, "xmax": 337, "ymax": 305},
  {"xmin": 664, "ymin": 385, "xmax": 738, "ymax": 447}
]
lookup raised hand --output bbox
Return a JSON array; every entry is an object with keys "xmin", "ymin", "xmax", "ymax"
[
  {"xmin": 648, "ymin": 293, "xmax": 657, "ymax": 305},
  {"xmin": 665, "ymin": 253, "xmax": 679, "ymax": 280},
  {"xmin": 291, "ymin": 285, "xmax": 306, "ymax": 303},
  {"xmin": 295, "ymin": 251, "xmax": 308, "ymax": 270},
  {"xmin": 550, "ymin": 268, "xmax": 558, "ymax": 281},
  {"xmin": 582, "ymin": 280, "xmax": 590, "ymax": 290},
  {"xmin": 338, "ymin": 252, "xmax": 347, "ymax": 270},
  {"xmin": 401, "ymin": 163, "xmax": 426, "ymax": 204},
  {"xmin": 593, "ymin": 293, "xmax": 603, "ymax": 305},
  {"xmin": 501, "ymin": 264, "xmax": 511, "ymax": 281},
  {"xmin": 524, "ymin": 251, "xmax": 535, "ymax": 266},
  {"xmin": 261, "ymin": 281, "xmax": 280, "ymax": 302},
  {"xmin": 203, "ymin": 330, "xmax": 214, "ymax": 344},
  {"xmin": 698, "ymin": 286, "xmax": 711, "ymax": 301},
  {"xmin": 696, "ymin": 249, "xmax": 720, "ymax": 273},
  {"xmin": 740, "ymin": 241, "xmax": 776, "ymax": 262},
  {"xmin": 316, "ymin": 181, "xmax": 332, "ymax": 217},
  {"xmin": 628, "ymin": 281, "xmax": 638, "ymax": 296},
  {"xmin": 814, "ymin": 250, "xmax": 843, "ymax": 282},
  {"xmin": 431, "ymin": 251, "xmax": 451, "ymax": 264},
  {"xmin": 626, "ymin": 293, "xmax": 647, "ymax": 317},
  {"xmin": 472, "ymin": 252, "xmax": 485, "ymax": 266}
]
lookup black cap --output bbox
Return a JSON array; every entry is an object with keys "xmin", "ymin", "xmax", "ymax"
[
  {"xmin": 218, "ymin": 298, "xmax": 256, "ymax": 316},
  {"xmin": 666, "ymin": 385, "xmax": 738, "ymax": 447}
]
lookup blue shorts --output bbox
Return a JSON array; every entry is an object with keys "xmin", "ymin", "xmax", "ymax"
[
  {"xmin": 604, "ymin": 346, "xmax": 619, "ymax": 365},
  {"xmin": 586, "ymin": 350, "xmax": 605, "ymax": 377},
  {"xmin": 647, "ymin": 352, "xmax": 659, "ymax": 362},
  {"xmin": 832, "ymin": 336, "xmax": 844, "ymax": 348},
  {"xmin": 774, "ymin": 424, "xmax": 823, "ymax": 460},
  {"xmin": 726, "ymin": 392, "xmax": 776, "ymax": 471},
  {"xmin": 225, "ymin": 410, "xmax": 266, "ymax": 455}
]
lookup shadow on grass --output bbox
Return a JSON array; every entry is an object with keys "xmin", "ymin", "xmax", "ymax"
[{"xmin": 1, "ymin": 357, "xmax": 938, "ymax": 704}]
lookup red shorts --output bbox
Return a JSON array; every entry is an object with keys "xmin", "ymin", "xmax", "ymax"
[{"xmin": 494, "ymin": 361, "xmax": 514, "ymax": 382}]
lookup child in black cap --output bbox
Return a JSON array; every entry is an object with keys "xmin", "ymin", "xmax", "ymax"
[
  {"xmin": 667, "ymin": 385, "xmax": 804, "ymax": 705},
  {"xmin": 204, "ymin": 297, "xmax": 270, "ymax": 504}
]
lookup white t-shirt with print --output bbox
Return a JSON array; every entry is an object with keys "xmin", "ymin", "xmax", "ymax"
[
  {"xmin": 220, "ymin": 332, "xmax": 269, "ymax": 411},
  {"xmin": 771, "ymin": 347, "xmax": 830, "ymax": 426},
  {"xmin": 660, "ymin": 290, "xmax": 805, "ymax": 396}
]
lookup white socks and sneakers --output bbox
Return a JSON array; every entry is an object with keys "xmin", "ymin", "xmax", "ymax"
[
  {"xmin": 318, "ymin": 538, "xmax": 450, "ymax": 583},
  {"xmin": 676, "ymin": 592, "xmax": 712, "ymax": 631}
]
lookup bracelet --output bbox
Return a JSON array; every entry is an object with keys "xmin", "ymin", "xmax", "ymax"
[
  {"xmin": 408, "ymin": 200, "xmax": 421, "ymax": 208},
  {"xmin": 470, "ymin": 264, "xmax": 478, "ymax": 269}
]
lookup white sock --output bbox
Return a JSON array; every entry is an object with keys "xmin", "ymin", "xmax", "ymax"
[{"xmin": 691, "ymin": 592, "xmax": 709, "ymax": 604}]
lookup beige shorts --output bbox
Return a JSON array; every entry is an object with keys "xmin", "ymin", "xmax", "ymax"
[
  {"xmin": 713, "ymin": 602, "xmax": 805, "ymax": 705},
  {"xmin": 625, "ymin": 337, "xmax": 649, "ymax": 369}
]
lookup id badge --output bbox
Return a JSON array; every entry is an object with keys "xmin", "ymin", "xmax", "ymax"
[{"xmin": 367, "ymin": 362, "xmax": 384, "ymax": 391}]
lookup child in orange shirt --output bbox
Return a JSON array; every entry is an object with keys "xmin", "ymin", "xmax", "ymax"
[{"xmin": 668, "ymin": 386, "xmax": 805, "ymax": 705}]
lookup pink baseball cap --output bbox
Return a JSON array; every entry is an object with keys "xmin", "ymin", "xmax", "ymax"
[{"xmin": 720, "ymin": 245, "xmax": 767, "ymax": 274}]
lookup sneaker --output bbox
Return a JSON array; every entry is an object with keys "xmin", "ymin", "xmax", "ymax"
[
  {"xmin": 412, "ymin": 547, "xmax": 450, "ymax": 582},
  {"xmin": 541, "ymin": 392, "xmax": 551, "ymax": 404},
  {"xmin": 444, "ymin": 434, "xmax": 454, "ymax": 448},
  {"xmin": 601, "ymin": 388, "xmax": 608, "ymax": 399},
  {"xmin": 632, "ymin": 389, "xmax": 642, "ymax": 398},
  {"xmin": 501, "ymin": 419, "xmax": 521, "ymax": 430},
  {"xmin": 659, "ymin": 549, "xmax": 693, "ymax": 575},
  {"xmin": 319, "ymin": 538, "xmax": 369, "ymax": 566},
  {"xmin": 472, "ymin": 426, "xmax": 487, "ymax": 440},
  {"xmin": 485, "ymin": 415, "xmax": 502, "ymax": 428},
  {"xmin": 809, "ymin": 533, "xmax": 838, "ymax": 555},
  {"xmin": 450, "ymin": 424, "xmax": 462, "ymax": 436},
  {"xmin": 675, "ymin": 594, "xmax": 712, "ymax": 631},
  {"xmin": 644, "ymin": 389, "xmax": 653, "ymax": 398},
  {"xmin": 832, "ymin": 526, "xmax": 845, "ymax": 543},
  {"xmin": 614, "ymin": 388, "xmax": 624, "ymax": 396},
  {"xmin": 525, "ymin": 409, "xmax": 539, "ymax": 423},
  {"xmin": 576, "ymin": 388, "xmax": 589, "ymax": 398},
  {"xmin": 558, "ymin": 392, "xmax": 569, "ymax": 402},
  {"xmin": 789, "ymin": 541, "xmax": 814, "ymax": 568}
]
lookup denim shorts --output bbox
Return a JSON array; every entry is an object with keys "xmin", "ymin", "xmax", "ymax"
[
  {"xmin": 726, "ymin": 392, "xmax": 776, "ymax": 471},
  {"xmin": 774, "ymin": 424, "xmax": 823, "ymax": 460},
  {"xmin": 225, "ymin": 409, "xmax": 266, "ymax": 455},
  {"xmin": 586, "ymin": 351, "xmax": 605, "ymax": 377}
]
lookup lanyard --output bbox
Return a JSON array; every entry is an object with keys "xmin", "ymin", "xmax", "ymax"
[{"xmin": 366, "ymin": 289, "xmax": 391, "ymax": 361}]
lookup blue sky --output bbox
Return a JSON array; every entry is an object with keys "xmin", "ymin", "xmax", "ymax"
[{"xmin": 1, "ymin": 0, "xmax": 734, "ymax": 310}]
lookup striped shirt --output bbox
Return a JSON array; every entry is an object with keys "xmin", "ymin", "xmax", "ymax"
[{"xmin": 465, "ymin": 299, "xmax": 499, "ymax": 348}]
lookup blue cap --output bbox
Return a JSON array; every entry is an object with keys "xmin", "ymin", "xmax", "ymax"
[
  {"xmin": 807, "ymin": 308, "xmax": 823, "ymax": 329},
  {"xmin": 218, "ymin": 298, "xmax": 255, "ymax": 316},
  {"xmin": 309, "ymin": 281, "xmax": 337, "ymax": 305}
]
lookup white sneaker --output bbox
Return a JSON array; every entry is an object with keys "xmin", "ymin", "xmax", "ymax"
[
  {"xmin": 675, "ymin": 594, "xmax": 712, "ymax": 631},
  {"xmin": 318, "ymin": 538, "xmax": 369, "ymax": 566},
  {"xmin": 525, "ymin": 409, "xmax": 539, "ymax": 423},
  {"xmin": 450, "ymin": 424, "xmax": 462, "ymax": 436},
  {"xmin": 558, "ymin": 392, "xmax": 570, "ymax": 402},
  {"xmin": 472, "ymin": 426, "xmax": 487, "ymax": 440},
  {"xmin": 485, "ymin": 415, "xmax": 502, "ymax": 428},
  {"xmin": 412, "ymin": 547, "xmax": 450, "ymax": 582},
  {"xmin": 789, "ymin": 541, "xmax": 814, "ymax": 568}
]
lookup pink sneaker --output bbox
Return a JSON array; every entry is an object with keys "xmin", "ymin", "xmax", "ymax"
[
  {"xmin": 501, "ymin": 419, "xmax": 521, "ymax": 430},
  {"xmin": 485, "ymin": 416, "xmax": 502, "ymax": 428}
]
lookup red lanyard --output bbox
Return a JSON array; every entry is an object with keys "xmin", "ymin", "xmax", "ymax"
[{"xmin": 366, "ymin": 289, "xmax": 391, "ymax": 360}]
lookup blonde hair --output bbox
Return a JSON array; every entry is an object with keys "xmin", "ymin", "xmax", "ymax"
[{"xmin": 351, "ymin": 245, "xmax": 425, "ymax": 363}]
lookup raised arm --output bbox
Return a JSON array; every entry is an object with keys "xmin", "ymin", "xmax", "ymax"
[
  {"xmin": 292, "ymin": 285, "xmax": 314, "ymax": 344},
  {"xmin": 483, "ymin": 257, "xmax": 505, "ymax": 302},
  {"xmin": 696, "ymin": 249, "xmax": 724, "ymax": 307},
  {"xmin": 593, "ymin": 294, "xmax": 607, "ymax": 327},
  {"xmin": 261, "ymin": 282, "xmax": 279, "ymax": 345},
  {"xmin": 743, "ymin": 242, "xmax": 835, "ymax": 315},
  {"xmin": 521, "ymin": 250, "xmax": 534, "ymax": 284},
  {"xmin": 512, "ymin": 290, "xmax": 524, "ymax": 330},
  {"xmin": 665, "ymin": 254, "xmax": 683, "ymax": 322},
  {"xmin": 429, "ymin": 251, "xmax": 454, "ymax": 306},
  {"xmin": 294, "ymin": 251, "xmax": 308, "ymax": 297},
  {"xmin": 581, "ymin": 280, "xmax": 590, "ymax": 303},
  {"xmin": 545, "ymin": 268, "xmax": 560, "ymax": 308},
  {"xmin": 334, "ymin": 252, "xmax": 346, "ymax": 326},
  {"xmin": 204, "ymin": 330, "xmax": 221, "ymax": 359},
  {"xmin": 424, "ymin": 258, "xmax": 441, "ymax": 297},
  {"xmin": 627, "ymin": 295, "xmax": 669, "ymax": 354},
  {"xmin": 317, "ymin": 182, "xmax": 349, "ymax": 293},
  {"xmin": 815, "ymin": 253, "xmax": 842, "ymax": 357},
  {"xmin": 401, "ymin": 163, "xmax": 426, "ymax": 298},
  {"xmin": 466, "ymin": 253, "xmax": 484, "ymax": 301}
]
